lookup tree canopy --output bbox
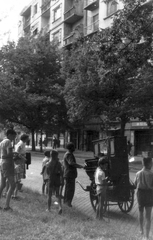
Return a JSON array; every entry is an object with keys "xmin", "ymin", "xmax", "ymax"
[
  {"xmin": 62, "ymin": 0, "xmax": 153, "ymax": 136},
  {"xmin": 0, "ymin": 34, "xmax": 69, "ymax": 150}
]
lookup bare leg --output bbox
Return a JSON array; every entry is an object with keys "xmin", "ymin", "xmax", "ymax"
[
  {"xmin": 56, "ymin": 187, "xmax": 62, "ymax": 214},
  {"xmin": 5, "ymin": 180, "xmax": 9, "ymax": 194},
  {"xmin": 96, "ymin": 194, "xmax": 101, "ymax": 219},
  {"xmin": 46, "ymin": 182, "xmax": 48, "ymax": 195},
  {"xmin": 0, "ymin": 174, "xmax": 6, "ymax": 199},
  {"xmin": 5, "ymin": 175, "xmax": 15, "ymax": 208},
  {"xmin": 13, "ymin": 182, "xmax": 19, "ymax": 197},
  {"xmin": 138, "ymin": 208, "xmax": 144, "ymax": 236},
  {"xmin": 47, "ymin": 188, "xmax": 52, "ymax": 211},
  {"xmin": 145, "ymin": 207, "xmax": 152, "ymax": 239},
  {"xmin": 42, "ymin": 183, "xmax": 45, "ymax": 195}
]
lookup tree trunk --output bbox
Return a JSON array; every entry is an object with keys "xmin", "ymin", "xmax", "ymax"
[
  {"xmin": 120, "ymin": 117, "xmax": 126, "ymax": 137},
  {"xmin": 40, "ymin": 130, "xmax": 43, "ymax": 152},
  {"xmin": 31, "ymin": 129, "xmax": 35, "ymax": 151}
]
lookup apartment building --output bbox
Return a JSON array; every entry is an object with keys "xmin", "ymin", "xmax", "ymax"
[
  {"xmin": 19, "ymin": 0, "xmax": 153, "ymax": 154},
  {"xmin": 19, "ymin": 0, "xmax": 124, "ymax": 46}
]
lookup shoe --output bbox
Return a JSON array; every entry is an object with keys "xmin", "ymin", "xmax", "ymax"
[
  {"xmin": 67, "ymin": 203, "xmax": 72, "ymax": 207},
  {"xmin": 58, "ymin": 209, "xmax": 62, "ymax": 215},
  {"xmin": 2, "ymin": 193, "xmax": 6, "ymax": 198},
  {"xmin": 3, "ymin": 207, "xmax": 13, "ymax": 211},
  {"xmin": 46, "ymin": 209, "xmax": 50, "ymax": 212}
]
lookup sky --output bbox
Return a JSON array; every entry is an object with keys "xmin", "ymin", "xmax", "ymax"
[{"xmin": 0, "ymin": 0, "xmax": 31, "ymax": 47}]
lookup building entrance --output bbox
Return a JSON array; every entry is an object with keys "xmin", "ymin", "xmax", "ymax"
[{"xmin": 135, "ymin": 130, "xmax": 153, "ymax": 155}]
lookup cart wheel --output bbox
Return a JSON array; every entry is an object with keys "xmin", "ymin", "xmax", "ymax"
[
  {"xmin": 89, "ymin": 182, "xmax": 107, "ymax": 213},
  {"xmin": 118, "ymin": 189, "xmax": 134, "ymax": 213}
]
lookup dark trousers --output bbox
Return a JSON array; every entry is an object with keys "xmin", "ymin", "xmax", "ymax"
[{"xmin": 64, "ymin": 178, "xmax": 75, "ymax": 205}]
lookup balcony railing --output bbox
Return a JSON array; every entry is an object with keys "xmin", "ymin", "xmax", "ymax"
[
  {"xmin": 64, "ymin": 6, "xmax": 83, "ymax": 24},
  {"xmin": 41, "ymin": 0, "xmax": 51, "ymax": 15},
  {"xmin": 84, "ymin": 20, "xmax": 99, "ymax": 35},
  {"xmin": 23, "ymin": 17, "xmax": 31, "ymax": 29},
  {"xmin": 84, "ymin": 0, "xmax": 99, "ymax": 11},
  {"xmin": 64, "ymin": 32, "xmax": 74, "ymax": 46},
  {"xmin": 42, "ymin": 23, "xmax": 50, "ymax": 34}
]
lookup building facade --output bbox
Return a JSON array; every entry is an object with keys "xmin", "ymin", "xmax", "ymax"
[{"xmin": 19, "ymin": 0, "xmax": 153, "ymax": 155}]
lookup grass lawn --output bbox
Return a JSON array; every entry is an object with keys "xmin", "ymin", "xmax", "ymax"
[{"xmin": 0, "ymin": 187, "xmax": 143, "ymax": 240}]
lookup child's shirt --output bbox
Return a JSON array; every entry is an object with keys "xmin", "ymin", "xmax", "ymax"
[
  {"xmin": 134, "ymin": 168, "xmax": 153, "ymax": 190},
  {"xmin": 42, "ymin": 156, "xmax": 49, "ymax": 181},
  {"xmin": 95, "ymin": 167, "xmax": 106, "ymax": 195},
  {"xmin": 47, "ymin": 158, "xmax": 63, "ymax": 187}
]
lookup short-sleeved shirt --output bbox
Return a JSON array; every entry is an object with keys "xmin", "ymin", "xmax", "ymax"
[
  {"xmin": 0, "ymin": 138, "xmax": 14, "ymax": 177},
  {"xmin": 47, "ymin": 160, "xmax": 63, "ymax": 188},
  {"xmin": 15, "ymin": 140, "xmax": 26, "ymax": 156},
  {"xmin": 95, "ymin": 167, "xmax": 106, "ymax": 195},
  {"xmin": 63, "ymin": 151, "xmax": 77, "ymax": 179},
  {"xmin": 42, "ymin": 157, "xmax": 49, "ymax": 181},
  {"xmin": 1, "ymin": 138, "xmax": 13, "ymax": 160},
  {"xmin": 134, "ymin": 168, "xmax": 153, "ymax": 190}
]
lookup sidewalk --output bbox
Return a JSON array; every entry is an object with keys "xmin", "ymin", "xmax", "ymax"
[{"xmin": 28, "ymin": 146, "xmax": 142, "ymax": 172}]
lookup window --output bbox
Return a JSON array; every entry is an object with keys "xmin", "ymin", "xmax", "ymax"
[
  {"xmin": 107, "ymin": 0, "xmax": 118, "ymax": 16},
  {"xmin": 53, "ymin": 5, "xmax": 61, "ymax": 22},
  {"xmin": 34, "ymin": 3, "xmax": 38, "ymax": 15},
  {"xmin": 33, "ymin": 28, "xmax": 38, "ymax": 36},
  {"xmin": 53, "ymin": 29, "xmax": 62, "ymax": 43},
  {"xmin": 93, "ymin": 14, "xmax": 99, "ymax": 31}
]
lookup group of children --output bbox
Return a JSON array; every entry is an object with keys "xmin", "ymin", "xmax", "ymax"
[
  {"xmin": 41, "ymin": 150, "xmax": 63, "ymax": 214},
  {"xmin": 41, "ymin": 148, "xmax": 153, "ymax": 239}
]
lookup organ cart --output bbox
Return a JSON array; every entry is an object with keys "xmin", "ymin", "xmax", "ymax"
[{"xmin": 78, "ymin": 136, "xmax": 135, "ymax": 213}]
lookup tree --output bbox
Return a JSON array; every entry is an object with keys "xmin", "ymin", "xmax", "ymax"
[
  {"xmin": 0, "ymin": 34, "xmax": 69, "ymax": 150},
  {"xmin": 62, "ymin": 0, "xmax": 153, "ymax": 136}
]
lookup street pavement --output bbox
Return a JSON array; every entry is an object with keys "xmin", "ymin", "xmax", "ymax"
[{"xmin": 22, "ymin": 148, "xmax": 153, "ymax": 239}]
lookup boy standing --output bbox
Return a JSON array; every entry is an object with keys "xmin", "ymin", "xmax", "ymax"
[
  {"xmin": 134, "ymin": 157, "xmax": 153, "ymax": 240},
  {"xmin": 41, "ymin": 151, "xmax": 50, "ymax": 195},
  {"xmin": 46, "ymin": 150, "xmax": 63, "ymax": 214},
  {"xmin": 95, "ymin": 156, "xmax": 108, "ymax": 220},
  {"xmin": 63, "ymin": 142, "xmax": 84, "ymax": 207},
  {"xmin": 0, "ymin": 129, "xmax": 16, "ymax": 210}
]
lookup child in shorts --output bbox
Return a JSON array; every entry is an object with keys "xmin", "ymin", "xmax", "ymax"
[
  {"xmin": 95, "ymin": 156, "xmax": 108, "ymax": 220},
  {"xmin": 40, "ymin": 151, "xmax": 50, "ymax": 195},
  {"xmin": 46, "ymin": 150, "xmax": 63, "ymax": 214},
  {"xmin": 134, "ymin": 157, "xmax": 153, "ymax": 240}
]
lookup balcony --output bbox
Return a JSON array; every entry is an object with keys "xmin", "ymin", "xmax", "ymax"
[
  {"xmin": 84, "ymin": 20, "xmax": 99, "ymax": 36},
  {"xmin": 41, "ymin": 0, "xmax": 50, "ymax": 17},
  {"xmin": 64, "ymin": 32, "xmax": 74, "ymax": 46},
  {"xmin": 20, "ymin": 5, "xmax": 31, "ymax": 16},
  {"xmin": 42, "ymin": 23, "xmax": 50, "ymax": 35},
  {"xmin": 23, "ymin": 17, "xmax": 31, "ymax": 29},
  {"xmin": 64, "ymin": 6, "xmax": 83, "ymax": 24},
  {"xmin": 84, "ymin": 0, "xmax": 99, "ymax": 11}
]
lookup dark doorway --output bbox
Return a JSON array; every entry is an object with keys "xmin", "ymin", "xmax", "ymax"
[{"xmin": 135, "ymin": 130, "xmax": 153, "ymax": 155}]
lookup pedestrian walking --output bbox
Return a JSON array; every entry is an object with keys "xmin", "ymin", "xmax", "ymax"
[
  {"xmin": 63, "ymin": 142, "xmax": 84, "ymax": 207},
  {"xmin": 94, "ymin": 156, "xmax": 108, "ymax": 220},
  {"xmin": 52, "ymin": 135, "xmax": 57, "ymax": 149},
  {"xmin": 46, "ymin": 150, "xmax": 63, "ymax": 214},
  {"xmin": 40, "ymin": 151, "xmax": 50, "ymax": 195},
  {"xmin": 13, "ymin": 134, "xmax": 29, "ymax": 198},
  {"xmin": 43, "ymin": 138, "xmax": 47, "ymax": 150},
  {"xmin": 0, "ymin": 129, "xmax": 17, "ymax": 210},
  {"xmin": 127, "ymin": 140, "xmax": 132, "ymax": 157},
  {"xmin": 134, "ymin": 157, "xmax": 153, "ymax": 240}
]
